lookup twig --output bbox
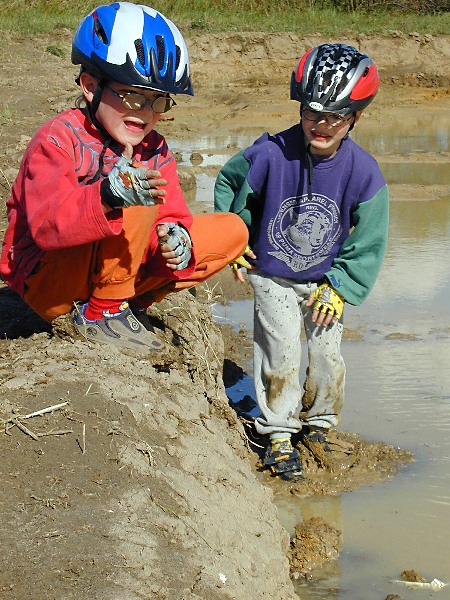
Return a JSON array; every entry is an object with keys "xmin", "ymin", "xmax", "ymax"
[
  {"xmin": 72, "ymin": 301, "xmax": 91, "ymax": 341},
  {"xmin": 135, "ymin": 441, "xmax": 155, "ymax": 466},
  {"xmin": 244, "ymin": 431, "xmax": 264, "ymax": 449},
  {"xmin": 0, "ymin": 401, "xmax": 69, "ymax": 427},
  {"xmin": 0, "ymin": 166, "xmax": 11, "ymax": 189},
  {"xmin": 240, "ymin": 419, "xmax": 264, "ymax": 449},
  {"xmin": 76, "ymin": 423, "xmax": 86, "ymax": 454},
  {"xmin": 22, "ymin": 401, "xmax": 69, "ymax": 420},
  {"xmin": 36, "ymin": 429, "xmax": 74, "ymax": 437},
  {"xmin": 10, "ymin": 418, "xmax": 39, "ymax": 441},
  {"xmin": 1, "ymin": 401, "xmax": 71, "ymax": 440}
]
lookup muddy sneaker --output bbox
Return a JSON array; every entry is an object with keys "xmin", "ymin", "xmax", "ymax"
[
  {"xmin": 264, "ymin": 437, "xmax": 304, "ymax": 482},
  {"xmin": 301, "ymin": 426, "xmax": 333, "ymax": 452},
  {"xmin": 300, "ymin": 426, "xmax": 354, "ymax": 470},
  {"xmin": 301, "ymin": 426, "xmax": 354, "ymax": 452},
  {"xmin": 72, "ymin": 302, "xmax": 164, "ymax": 353}
]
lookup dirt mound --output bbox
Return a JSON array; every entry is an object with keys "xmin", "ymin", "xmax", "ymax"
[
  {"xmin": 289, "ymin": 516, "xmax": 341, "ymax": 579},
  {"xmin": 0, "ymin": 289, "xmax": 298, "ymax": 599}
]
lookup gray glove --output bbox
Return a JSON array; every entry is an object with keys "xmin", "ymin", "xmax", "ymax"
[
  {"xmin": 107, "ymin": 156, "xmax": 160, "ymax": 207},
  {"xmin": 158, "ymin": 223, "xmax": 192, "ymax": 270}
]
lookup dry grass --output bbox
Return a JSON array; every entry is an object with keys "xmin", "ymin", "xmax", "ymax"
[{"xmin": 0, "ymin": 0, "xmax": 448, "ymax": 34}]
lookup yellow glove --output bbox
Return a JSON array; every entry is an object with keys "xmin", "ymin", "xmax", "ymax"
[
  {"xmin": 230, "ymin": 245, "xmax": 253, "ymax": 271},
  {"xmin": 311, "ymin": 283, "xmax": 345, "ymax": 319}
]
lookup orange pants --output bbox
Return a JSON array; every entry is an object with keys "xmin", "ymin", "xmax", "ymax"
[{"xmin": 24, "ymin": 207, "xmax": 248, "ymax": 322}]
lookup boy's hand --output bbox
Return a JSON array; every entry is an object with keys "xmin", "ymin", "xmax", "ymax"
[
  {"xmin": 307, "ymin": 283, "xmax": 344, "ymax": 327},
  {"xmin": 230, "ymin": 245, "xmax": 256, "ymax": 283},
  {"xmin": 106, "ymin": 143, "xmax": 167, "ymax": 208},
  {"xmin": 157, "ymin": 223, "xmax": 192, "ymax": 270}
]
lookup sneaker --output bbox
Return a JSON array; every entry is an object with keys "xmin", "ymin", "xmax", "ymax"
[
  {"xmin": 301, "ymin": 425, "xmax": 354, "ymax": 454},
  {"xmin": 263, "ymin": 437, "xmax": 304, "ymax": 482},
  {"xmin": 301, "ymin": 426, "xmax": 332, "ymax": 452},
  {"xmin": 300, "ymin": 426, "xmax": 354, "ymax": 471},
  {"xmin": 72, "ymin": 302, "xmax": 164, "ymax": 353}
]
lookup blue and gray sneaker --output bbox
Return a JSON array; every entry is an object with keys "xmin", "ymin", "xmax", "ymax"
[
  {"xmin": 264, "ymin": 437, "xmax": 304, "ymax": 482},
  {"xmin": 72, "ymin": 301, "xmax": 164, "ymax": 353}
]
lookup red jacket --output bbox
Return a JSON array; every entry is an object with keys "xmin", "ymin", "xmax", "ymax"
[{"xmin": 0, "ymin": 108, "xmax": 194, "ymax": 296}]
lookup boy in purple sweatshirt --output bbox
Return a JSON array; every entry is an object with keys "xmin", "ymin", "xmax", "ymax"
[{"xmin": 215, "ymin": 43, "xmax": 388, "ymax": 481}]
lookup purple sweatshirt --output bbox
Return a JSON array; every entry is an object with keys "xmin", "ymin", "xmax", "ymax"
[{"xmin": 214, "ymin": 124, "xmax": 389, "ymax": 305}]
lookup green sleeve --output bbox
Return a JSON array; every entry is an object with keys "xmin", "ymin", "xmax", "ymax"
[
  {"xmin": 326, "ymin": 185, "xmax": 389, "ymax": 306},
  {"xmin": 214, "ymin": 150, "xmax": 255, "ymax": 228}
]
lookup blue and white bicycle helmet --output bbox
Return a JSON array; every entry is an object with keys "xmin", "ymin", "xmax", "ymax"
[
  {"xmin": 72, "ymin": 2, "xmax": 193, "ymax": 96},
  {"xmin": 290, "ymin": 43, "xmax": 379, "ymax": 115}
]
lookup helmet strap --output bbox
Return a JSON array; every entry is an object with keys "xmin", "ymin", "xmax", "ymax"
[
  {"xmin": 84, "ymin": 78, "xmax": 114, "ymax": 185},
  {"xmin": 344, "ymin": 114, "xmax": 357, "ymax": 138},
  {"xmin": 86, "ymin": 79, "xmax": 110, "ymax": 138}
]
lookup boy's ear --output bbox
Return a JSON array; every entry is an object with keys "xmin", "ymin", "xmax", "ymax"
[{"xmin": 79, "ymin": 71, "xmax": 99, "ymax": 103}]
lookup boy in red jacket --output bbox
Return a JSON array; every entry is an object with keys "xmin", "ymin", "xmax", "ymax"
[{"xmin": 0, "ymin": 2, "xmax": 247, "ymax": 352}]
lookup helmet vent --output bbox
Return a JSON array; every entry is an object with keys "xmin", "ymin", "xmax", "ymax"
[
  {"xmin": 321, "ymin": 71, "xmax": 333, "ymax": 90},
  {"xmin": 93, "ymin": 13, "xmax": 108, "ymax": 44},
  {"xmin": 175, "ymin": 45, "xmax": 181, "ymax": 71},
  {"xmin": 156, "ymin": 36, "xmax": 165, "ymax": 70},
  {"xmin": 333, "ymin": 46, "xmax": 345, "ymax": 60},
  {"xmin": 350, "ymin": 55, "xmax": 359, "ymax": 69},
  {"xmin": 134, "ymin": 39, "xmax": 146, "ymax": 68}
]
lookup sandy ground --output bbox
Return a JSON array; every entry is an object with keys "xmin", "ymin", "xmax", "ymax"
[{"xmin": 0, "ymin": 29, "xmax": 449, "ymax": 599}]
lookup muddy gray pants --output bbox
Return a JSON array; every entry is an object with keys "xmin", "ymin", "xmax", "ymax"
[{"xmin": 248, "ymin": 270, "xmax": 345, "ymax": 436}]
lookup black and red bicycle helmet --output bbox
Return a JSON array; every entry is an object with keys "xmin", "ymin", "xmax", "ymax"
[{"xmin": 290, "ymin": 43, "xmax": 379, "ymax": 115}]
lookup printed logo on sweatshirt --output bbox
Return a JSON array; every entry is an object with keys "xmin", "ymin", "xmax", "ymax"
[{"xmin": 267, "ymin": 194, "xmax": 342, "ymax": 272}]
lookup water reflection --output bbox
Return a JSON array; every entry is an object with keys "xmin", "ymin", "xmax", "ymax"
[
  {"xmin": 379, "ymin": 161, "xmax": 449, "ymax": 185},
  {"xmin": 206, "ymin": 118, "xmax": 450, "ymax": 598},
  {"xmin": 172, "ymin": 112, "xmax": 450, "ymax": 159},
  {"xmin": 339, "ymin": 337, "xmax": 450, "ymax": 600},
  {"xmin": 172, "ymin": 133, "xmax": 256, "ymax": 166},
  {"xmin": 349, "ymin": 196, "xmax": 450, "ymax": 335},
  {"xmin": 353, "ymin": 113, "xmax": 449, "ymax": 154}
]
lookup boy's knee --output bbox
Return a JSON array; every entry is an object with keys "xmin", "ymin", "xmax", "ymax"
[{"xmin": 225, "ymin": 213, "xmax": 248, "ymax": 247}]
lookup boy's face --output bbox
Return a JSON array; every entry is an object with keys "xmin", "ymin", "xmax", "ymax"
[
  {"xmin": 301, "ymin": 110, "xmax": 361, "ymax": 158},
  {"xmin": 81, "ymin": 73, "xmax": 164, "ymax": 147}
]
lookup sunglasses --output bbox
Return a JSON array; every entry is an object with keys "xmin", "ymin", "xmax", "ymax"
[{"xmin": 106, "ymin": 86, "xmax": 176, "ymax": 113}]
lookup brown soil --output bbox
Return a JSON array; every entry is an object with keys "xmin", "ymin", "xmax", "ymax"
[{"xmin": 0, "ymin": 29, "xmax": 448, "ymax": 599}]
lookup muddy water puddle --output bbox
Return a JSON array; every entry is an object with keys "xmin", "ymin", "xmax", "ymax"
[{"xmin": 177, "ymin": 111, "xmax": 450, "ymax": 599}]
